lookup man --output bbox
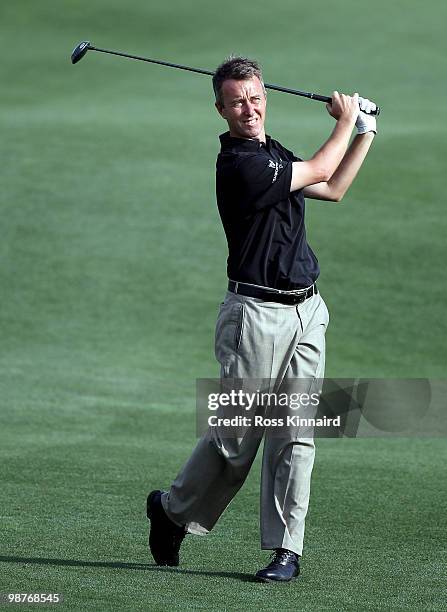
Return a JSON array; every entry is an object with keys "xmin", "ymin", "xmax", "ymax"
[{"xmin": 147, "ymin": 56, "xmax": 377, "ymax": 582}]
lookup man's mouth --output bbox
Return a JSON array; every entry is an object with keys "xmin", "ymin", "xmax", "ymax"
[{"xmin": 244, "ymin": 117, "xmax": 258, "ymax": 125}]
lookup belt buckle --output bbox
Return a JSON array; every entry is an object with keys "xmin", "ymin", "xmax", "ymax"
[
  {"xmin": 282, "ymin": 292, "xmax": 305, "ymax": 305},
  {"xmin": 283, "ymin": 287, "xmax": 308, "ymax": 305},
  {"xmin": 295, "ymin": 284, "xmax": 314, "ymax": 304}
]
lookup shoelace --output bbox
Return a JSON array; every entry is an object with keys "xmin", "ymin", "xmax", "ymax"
[{"xmin": 269, "ymin": 549, "xmax": 297, "ymax": 566}]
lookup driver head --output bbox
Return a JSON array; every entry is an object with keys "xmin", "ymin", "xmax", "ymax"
[{"xmin": 71, "ymin": 41, "xmax": 91, "ymax": 65}]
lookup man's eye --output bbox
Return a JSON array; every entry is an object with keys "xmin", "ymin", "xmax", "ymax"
[{"xmin": 233, "ymin": 101, "xmax": 242, "ymax": 107}]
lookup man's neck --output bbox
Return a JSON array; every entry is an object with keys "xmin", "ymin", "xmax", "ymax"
[{"xmin": 229, "ymin": 129, "xmax": 266, "ymax": 144}]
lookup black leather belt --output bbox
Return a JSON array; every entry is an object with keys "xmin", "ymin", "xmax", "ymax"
[{"xmin": 228, "ymin": 281, "xmax": 318, "ymax": 305}]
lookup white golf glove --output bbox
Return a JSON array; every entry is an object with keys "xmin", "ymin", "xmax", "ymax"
[{"xmin": 355, "ymin": 96, "xmax": 377, "ymax": 134}]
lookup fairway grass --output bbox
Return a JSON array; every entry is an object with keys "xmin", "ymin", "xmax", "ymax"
[{"xmin": 1, "ymin": 397, "xmax": 445, "ymax": 611}]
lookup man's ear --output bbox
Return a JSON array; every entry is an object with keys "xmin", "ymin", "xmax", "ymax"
[{"xmin": 215, "ymin": 101, "xmax": 226, "ymax": 119}]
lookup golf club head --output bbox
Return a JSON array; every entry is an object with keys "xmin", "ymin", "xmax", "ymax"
[{"xmin": 71, "ymin": 41, "xmax": 91, "ymax": 65}]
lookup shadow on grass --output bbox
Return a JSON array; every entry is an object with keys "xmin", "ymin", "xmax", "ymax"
[{"xmin": 0, "ymin": 555, "xmax": 258, "ymax": 582}]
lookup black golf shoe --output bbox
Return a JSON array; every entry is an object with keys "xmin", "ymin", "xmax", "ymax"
[
  {"xmin": 146, "ymin": 490, "xmax": 186, "ymax": 566},
  {"xmin": 255, "ymin": 548, "xmax": 300, "ymax": 582}
]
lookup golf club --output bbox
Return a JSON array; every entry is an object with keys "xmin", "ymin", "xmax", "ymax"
[{"xmin": 71, "ymin": 41, "xmax": 380, "ymax": 116}]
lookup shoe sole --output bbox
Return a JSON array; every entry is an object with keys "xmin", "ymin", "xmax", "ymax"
[
  {"xmin": 147, "ymin": 490, "xmax": 167, "ymax": 565},
  {"xmin": 146, "ymin": 490, "xmax": 160, "ymax": 519},
  {"xmin": 255, "ymin": 572, "xmax": 300, "ymax": 583},
  {"xmin": 146, "ymin": 490, "xmax": 180, "ymax": 567},
  {"xmin": 256, "ymin": 576, "xmax": 299, "ymax": 583}
]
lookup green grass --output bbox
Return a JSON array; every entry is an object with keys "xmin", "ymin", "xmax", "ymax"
[
  {"xmin": 1, "ymin": 0, "xmax": 446, "ymax": 609},
  {"xmin": 1, "ymin": 398, "xmax": 445, "ymax": 611}
]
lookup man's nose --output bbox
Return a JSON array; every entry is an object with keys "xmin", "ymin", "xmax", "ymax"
[{"xmin": 242, "ymin": 100, "xmax": 254, "ymax": 114}]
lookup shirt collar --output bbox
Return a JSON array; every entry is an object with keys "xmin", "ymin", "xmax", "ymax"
[{"xmin": 219, "ymin": 131, "xmax": 272, "ymax": 152}]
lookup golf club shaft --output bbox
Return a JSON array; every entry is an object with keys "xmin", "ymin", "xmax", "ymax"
[
  {"xmin": 87, "ymin": 44, "xmax": 378, "ymax": 113},
  {"xmin": 89, "ymin": 45, "xmax": 215, "ymax": 78}
]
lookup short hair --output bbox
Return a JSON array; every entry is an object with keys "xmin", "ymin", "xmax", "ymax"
[{"xmin": 212, "ymin": 55, "xmax": 265, "ymax": 107}]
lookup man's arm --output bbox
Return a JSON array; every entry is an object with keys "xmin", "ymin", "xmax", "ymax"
[
  {"xmin": 302, "ymin": 95, "xmax": 378, "ymax": 201},
  {"xmin": 289, "ymin": 91, "xmax": 359, "ymax": 192},
  {"xmin": 303, "ymin": 132, "xmax": 375, "ymax": 202}
]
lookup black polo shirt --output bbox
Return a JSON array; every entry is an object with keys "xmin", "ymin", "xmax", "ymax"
[{"xmin": 216, "ymin": 131, "xmax": 319, "ymax": 290}]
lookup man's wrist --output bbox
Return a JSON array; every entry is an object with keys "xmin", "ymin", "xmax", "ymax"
[
  {"xmin": 337, "ymin": 115, "xmax": 355, "ymax": 127},
  {"xmin": 356, "ymin": 130, "xmax": 376, "ymax": 137}
]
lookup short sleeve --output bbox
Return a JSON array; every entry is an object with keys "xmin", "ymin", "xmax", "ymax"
[
  {"xmin": 236, "ymin": 154, "xmax": 292, "ymax": 211},
  {"xmin": 281, "ymin": 144, "xmax": 302, "ymax": 163}
]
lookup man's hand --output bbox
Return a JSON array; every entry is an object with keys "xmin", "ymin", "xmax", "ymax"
[
  {"xmin": 326, "ymin": 91, "xmax": 359, "ymax": 123},
  {"xmin": 355, "ymin": 96, "xmax": 377, "ymax": 134}
]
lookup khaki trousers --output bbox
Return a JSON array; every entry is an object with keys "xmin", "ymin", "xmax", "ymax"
[{"xmin": 161, "ymin": 289, "xmax": 329, "ymax": 556}]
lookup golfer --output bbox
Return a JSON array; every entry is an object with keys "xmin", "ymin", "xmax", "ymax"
[{"xmin": 147, "ymin": 56, "xmax": 377, "ymax": 582}]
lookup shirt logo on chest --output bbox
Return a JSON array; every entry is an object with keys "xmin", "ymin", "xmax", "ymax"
[{"xmin": 268, "ymin": 159, "xmax": 284, "ymax": 183}]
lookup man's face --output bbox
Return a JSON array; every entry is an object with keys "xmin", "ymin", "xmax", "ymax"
[{"xmin": 216, "ymin": 76, "xmax": 267, "ymax": 141}]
